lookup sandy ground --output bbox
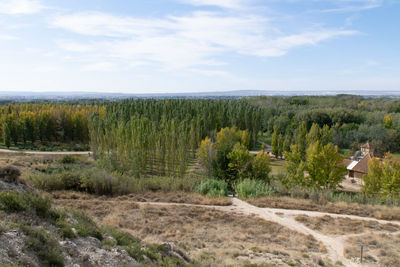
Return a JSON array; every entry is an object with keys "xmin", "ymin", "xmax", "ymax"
[{"xmin": 54, "ymin": 194, "xmax": 400, "ymax": 266}]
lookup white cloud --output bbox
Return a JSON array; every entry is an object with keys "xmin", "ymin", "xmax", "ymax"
[
  {"xmin": 56, "ymin": 40, "xmax": 94, "ymax": 52},
  {"xmin": 81, "ymin": 62, "xmax": 118, "ymax": 72},
  {"xmin": 51, "ymin": 11, "xmax": 357, "ymax": 71},
  {"xmin": 178, "ymin": 0, "xmax": 247, "ymax": 9},
  {"xmin": 320, "ymin": 0, "xmax": 383, "ymax": 12},
  {"xmin": 0, "ymin": 0, "xmax": 44, "ymax": 14},
  {"xmin": 0, "ymin": 33, "xmax": 18, "ymax": 40}
]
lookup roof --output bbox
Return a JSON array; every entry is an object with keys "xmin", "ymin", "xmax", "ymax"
[
  {"xmin": 350, "ymin": 153, "xmax": 372, "ymax": 174},
  {"xmin": 346, "ymin": 161, "xmax": 358, "ymax": 170},
  {"xmin": 341, "ymin": 158, "xmax": 353, "ymax": 167}
]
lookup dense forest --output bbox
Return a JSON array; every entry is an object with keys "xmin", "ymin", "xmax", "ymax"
[
  {"xmin": 2, "ymin": 95, "xmax": 400, "ymax": 201},
  {"xmin": 249, "ymin": 95, "xmax": 400, "ymax": 156},
  {"xmin": 2, "ymin": 95, "xmax": 400, "ymax": 156},
  {"xmin": 89, "ymin": 99, "xmax": 261, "ymax": 177}
]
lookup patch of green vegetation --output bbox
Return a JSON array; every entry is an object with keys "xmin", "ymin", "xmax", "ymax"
[
  {"xmin": 20, "ymin": 225, "xmax": 64, "ymax": 267},
  {"xmin": 59, "ymin": 155, "xmax": 77, "ymax": 164},
  {"xmin": 234, "ymin": 179, "xmax": 275, "ymax": 198},
  {"xmin": 0, "ymin": 191, "xmax": 54, "ymax": 219},
  {"xmin": 0, "ymin": 190, "xmax": 27, "ymax": 212},
  {"xmin": 70, "ymin": 210, "xmax": 102, "ymax": 240},
  {"xmin": 103, "ymin": 226, "xmax": 141, "ymax": 246},
  {"xmin": 195, "ymin": 178, "xmax": 229, "ymax": 197}
]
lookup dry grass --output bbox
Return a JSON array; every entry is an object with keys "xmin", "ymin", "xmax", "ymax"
[
  {"xmin": 344, "ymin": 233, "xmax": 400, "ymax": 266},
  {"xmin": 51, "ymin": 190, "xmax": 232, "ymax": 206},
  {"xmin": 54, "ymin": 196, "xmax": 329, "ymax": 266},
  {"xmin": 248, "ymin": 196, "xmax": 400, "ymax": 221},
  {"xmin": 295, "ymin": 215, "xmax": 400, "ymax": 236}
]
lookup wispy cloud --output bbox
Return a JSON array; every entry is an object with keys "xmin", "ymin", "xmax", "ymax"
[
  {"xmin": 319, "ymin": 0, "xmax": 383, "ymax": 12},
  {"xmin": 0, "ymin": 0, "xmax": 44, "ymax": 14},
  {"xmin": 0, "ymin": 33, "xmax": 18, "ymax": 40},
  {"xmin": 51, "ymin": 10, "xmax": 357, "ymax": 71},
  {"xmin": 178, "ymin": 0, "xmax": 248, "ymax": 9}
]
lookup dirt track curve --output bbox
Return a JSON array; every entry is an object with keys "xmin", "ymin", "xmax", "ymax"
[{"xmin": 137, "ymin": 197, "xmax": 400, "ymax": 267}]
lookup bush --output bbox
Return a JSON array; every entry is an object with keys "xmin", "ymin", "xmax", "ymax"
[
  {"xmin": 234, "ymin": 179, "xmax": 275, "ymax": 198},
  {"xmin": 71, "ymin": 210, "xmax": 102, "ymax": 240},
  {"xmin": 0, "ymin": 165, "xmax": 21, "ymax": 183},
  {"xmin": 103, "ymin": 226, "xmax": 141, "ymax": 246},
  {"xmin": 59, "ymin": 155, "xmax": 76, "ymax": 164},
  {"xmin": 30, "ymin": 173, "xmax": 64, "ymax": 191},
  {"xmin": 21, "ymin": 226, "xmax": 64, "ymax": 267},
  {"xmin": 0, "ymin": 190, "xmax": 27, "ymax": 212},
  {"xmin": 195, "ymin": 179, "xmax": 228, "ymax": 197},
  {"xmin": 27, "ymin": 194, "xmax": 52, "ymax": 218}
]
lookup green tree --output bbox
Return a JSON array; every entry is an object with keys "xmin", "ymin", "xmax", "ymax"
[
  {"xmin": 383, "ymin": 115, "xmax": 393, "ymax": 129},
  {"xmin": 362, "ymin": 157, "xmax": 383, "ymax": 196},
  {"xmin": 306, "ymin": 123, "xmax": 320, "ymax": 145},
  {"xmin": 283, "ymin": 134, "xmax": 291, "ymax": 153},
  {"xmin": 271, "ymin": 125, "xmax": 279, "ymax": 157},
  {"xmin": 297, "ymin": 121, "xmax": 307, "ymax": 159},
  {"xmin": 197, "ymin": 137, "xmax": 216, "ymax": 176},
  {"xmin": 284, "ymin": 145, "xmax": 306, "ymax": 186},
  {"xmin": 305, "ymin": 141, "xmax": 346, "ymax": 190},
  {"xmin": 227, "ymin": 143, "xmax": 252, "ymax": 181},
  {"xmin": 252, "ymin": 151, "xmax": 271, "ymax": 182},
  {"xmin": 320, "ymin": 124, "xmax": 333, "ymax": 145},
  {"xmin": 2, "ymin": 119, "xmax": 11, "ymax": 148}
]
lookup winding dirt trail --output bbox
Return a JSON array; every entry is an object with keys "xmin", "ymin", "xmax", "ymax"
[{"xmin": 137, "ymin": 197, "xmax": 400, "ymax": 266}]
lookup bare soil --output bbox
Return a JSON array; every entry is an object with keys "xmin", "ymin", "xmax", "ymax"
[
  {"xmin": 51, "ymin": 190, "xmax": 232, "ymax": 206},
  {"xmin": 344, "ymin": 233, "xmax": 400, "ymax": 266},
  {"xmin": 295, "ymin": 214, "xmax": 400, "ymax": 236},
  {"xmin": 248, "ymin": 196, "xmax": 400, "ymax": 221},
  {"xmin": 54, "ymin": 196, "xmax": 330, "ymax": 266}
]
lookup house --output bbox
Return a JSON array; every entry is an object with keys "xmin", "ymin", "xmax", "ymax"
[{"xmin": 346, "ymin": 142, "xmax": 374, "ymax": 181}]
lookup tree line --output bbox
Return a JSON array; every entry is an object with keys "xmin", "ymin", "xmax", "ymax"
[{"xmin": 0, "ymin": 104, "xmax": 103, "ymax": 148}]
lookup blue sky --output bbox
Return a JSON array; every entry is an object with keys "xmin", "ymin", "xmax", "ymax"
[{"xmin": 0, "ymin": 0, "xmax": 399, "ymax": 93}]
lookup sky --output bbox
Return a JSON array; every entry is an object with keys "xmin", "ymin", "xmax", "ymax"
[{"xmin": 0, "ymin": 0, "xmax": 399, "ymax": 93}]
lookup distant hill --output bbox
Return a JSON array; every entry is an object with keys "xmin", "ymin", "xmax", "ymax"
[{"xmin": 1, "ymin": 90, "xmax": 400, "ymax": 100}]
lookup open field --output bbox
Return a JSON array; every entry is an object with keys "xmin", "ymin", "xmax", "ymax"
[
  {"xmin": 344, "ymin": 233, "xmax": 400, "ymax": 266},
  {"xmin": 247, "ymin": 196, "xmax": 400, "ymax": 221},
  {"xmin": 295, "ymin": 214, "xmax": 400, "ymax": 236},
  {"xmin": 53, "ymin": 193, "xmax": 330, "ymax": 266},
  {"xmin": 51, "ymin": 190, "xmax": 232, "ymax": 206}
]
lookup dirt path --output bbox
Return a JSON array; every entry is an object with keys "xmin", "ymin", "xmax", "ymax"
[
  {"xmin": 55, "ymin": 195, "xmax": 400, "ymax": 266},
  {"xmin": 137, "ymin": 197, "xmax": 400, "ymax": 266},
  {"xmin": 0, "ymin": 149, "xmax": 90, "ymax": 155}
]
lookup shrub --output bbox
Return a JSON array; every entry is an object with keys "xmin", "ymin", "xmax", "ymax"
[
  {"xmin": 103, "ymin": 226, "xmax": 141, "ymax": 246},
  {"xmin": 30, "ymin": 173, "xmax": 64, "ymax": 191},
  {"xmin": 195, "ymin": 179, "xmax": 228, "ymax": 197},
  {"xmin": 21, "ymin": 226, "xmax": 64, "ymax": 267},
  {"xmin": 0, "ymin": 190, "xmax": 27, "ymax": 212},
  {"xmin": 71, "ymin": 210, "xmax": 102, "ymax": 240},
  {"xmin": 58, "ymin": 172, "xmax": 81, "ymax": 190},
  {"xmin": 0, "ymin": 165, "xmax": 21, "ymax": 183},
  {"xmin": 80, "ymin": 168, "xmax": 117, "ymax": 195},
  {"xmin": 234, "ymin": 179, "xmax": 275, "ymax": 198},
  {"xmin": 27, "ymin": 193, "xmax": 52, "ymax": 218},
  {"xmin": 59, "ymin": 155, "xmax": 76, "ymax": 164}
]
